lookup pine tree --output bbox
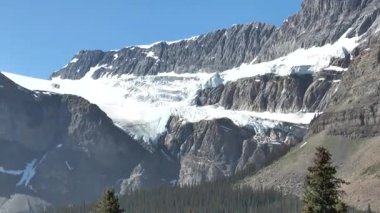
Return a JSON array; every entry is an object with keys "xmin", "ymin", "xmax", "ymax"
[
  {"xmin": 95, "ymin": 189, "xmax": 124, "ymax": 213},
  {"xmin": 302, "ymin": 147, "xmax": 347, "ymax": 213}
]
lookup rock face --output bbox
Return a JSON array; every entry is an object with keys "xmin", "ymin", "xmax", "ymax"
[
  {"xmin": 52, "ymin": 23, "xmax": 276, "ymax": 79},
  {"xmin": 161, "ymin": 117, "xmax": 306, "ymax": 185},
  {"xmin": 238, "ymin": 34, "xmax": 380, "ymax": 213},
  {"xmin": 195, "ymin": 73, "xmax": 340, "ymax": 113},
  {"xmin": 310, "ymin": 35, "xmax": 380, "ymax": 138}
]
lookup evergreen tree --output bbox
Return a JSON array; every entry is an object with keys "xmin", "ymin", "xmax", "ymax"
[
  {"xmin": 303, "ymin": 147, "xmax": 347, "ymax": 213},
  {"xmin": 95, "ymin": 189, "xmax": 124, "ymax": 213}
]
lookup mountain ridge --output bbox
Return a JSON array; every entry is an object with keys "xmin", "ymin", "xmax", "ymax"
[
  {"xmin": 52, "ymin": 0, "xmax": 380, "ymax": 80},
  {"xmin": 2, "ymin": 0, "xmax": 380, "ymax": 211}
]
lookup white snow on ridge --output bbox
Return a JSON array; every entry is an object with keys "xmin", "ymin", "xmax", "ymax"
[
  {"xmin": 222, "ymin": 31, "xmax": 360, "ymax": 82},
  {"xmin": 65, "ymin": 161, "xmax": 73, "ymax": 171},
  {"xmin": 135, "ymin": 35, "xmax": 199, "ymax": 49},
  {"xmin": 136, "ymin": 41, "xmax": 162, "ymax": 49},
  {"xmin": 166, "ymin": 36, "xmax": 199, "ymax": 45}
]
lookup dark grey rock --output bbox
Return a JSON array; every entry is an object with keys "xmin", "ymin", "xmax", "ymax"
[
  {"xmin": 194, "ymin": 73, "xmax": 338, "ymax": 113},
  {"xmin": 51, "ymin": 50, "xmax": 105, "ymax": 79},
  {"xmin": 0, "ymin": 73, "xmax": 148, "ymax": 205}
]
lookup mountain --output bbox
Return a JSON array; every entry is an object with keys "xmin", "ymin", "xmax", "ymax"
[
  {"xmin": 240, "ymin": 32, "xmax": 380, "ymax": 211},
  {"xmin": 1, "ymin": 0, "xmax": 380, "ymax": 211},
  {"xmin": 0, "ymin": 73, "xmax": 179, "ymax": 209},
  {"xmin": 0, "ymin": 72, "xmax": 302, "ymax": 211}
]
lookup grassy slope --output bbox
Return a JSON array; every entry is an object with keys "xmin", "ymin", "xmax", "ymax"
[{"xmin": 239, "ymin": 131, "xmax": 380, "ymax": 211}]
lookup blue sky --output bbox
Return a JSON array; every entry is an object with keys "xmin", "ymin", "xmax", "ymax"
[{"xmin": 0, "ymin": 0, "xmax": 301, "ymax": 78}]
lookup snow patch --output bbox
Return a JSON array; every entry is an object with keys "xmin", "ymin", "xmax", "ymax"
[
  {"xmin": 65, "ymin": 161, "xmax": 73, "ymax": 171},
  {"xmin": 324, "ymin": 66, "xmax": 348, "ymax": 72},
  {"xmin": 204, "ymin": 72, "xmax": 223, "ymax": 88},
  {"xmin": 145, "ymin": 51, "xmax": 159, "ymax": 60},
  {"xmin": 70, "ymin": 58, "xmax": 79, "ymax": 64},
  {"xmin": 375, "ymin": 27, "xmax": 380, "ymax": 34},
  {"xmin": 113, "ymin": 53, "xmax": 119, "ymax": 60},
  {"xmin": 0, "ymin": 167, "xmax": 23, "ymax": 176},
  {"xmin": 16, "ymin": 159, "xmax": 38, "ymax": 187},
  {"xmin": 82, "ymin": 64, "xmax": 113, "ymax": 79},
  {"xmin": 300, "ymin": 141, "xmax": 308, "ymax": 148}
]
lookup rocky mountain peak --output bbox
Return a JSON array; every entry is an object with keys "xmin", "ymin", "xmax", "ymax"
[{"xmin": 51, "ymin": 22, "xmax": 276, "ymax": 79}]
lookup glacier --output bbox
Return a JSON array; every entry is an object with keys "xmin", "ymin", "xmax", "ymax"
[{"xmin": 1, "ymin": 31, "xmax": 360, "ymax": 143}]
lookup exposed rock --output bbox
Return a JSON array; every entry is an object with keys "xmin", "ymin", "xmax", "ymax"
[
  {"xmin": 161, "ymin": 117, "xmax": 306, "ymax": 185},
  {"xmin": 310, "ymin": 35, "xmax": 380, "ymax": 138},
  {"xmin": 0, "ymin": 73, "xmax": 149, "ymax": 205},
  {"xmin": 53, "ymin": 50, "xmax": 105, "ymax": 79},
  {"xmin": 119, "ymin": 150, "xmax": 179, "ymax": 193},
  {"xmin": 256, "ymin": 0, "xmax": 380, "ymax": 62},
  {"xmin": 195, "ymin": 73, "xmax": 338, "ymax": 113},
  {"xmin": 235, "ymin": 138, "xmax": 289, "ymax": 173}
]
